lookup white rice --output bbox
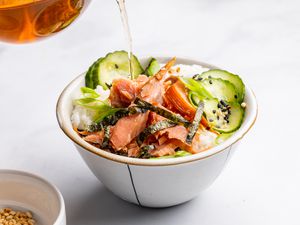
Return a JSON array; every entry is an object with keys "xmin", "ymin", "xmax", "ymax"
[
  {"xmin": 71, "ymin": 106, "xmax": 94, "ymax": 130},
  {"xmin": 165, "ymin": 64, "xmax": 209, "ymax": 77},
  {"xmin": 195, "ymin": 130, "xmax": 218, "ymax": 150}
]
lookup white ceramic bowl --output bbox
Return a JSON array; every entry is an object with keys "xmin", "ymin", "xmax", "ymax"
[
  {"xmin": 0, "ymin": 170, "xmax": 66, "ymax": 225},
  {"xmin": 56, "ymin": 57, "xmax": 257, "ymax": 208}
]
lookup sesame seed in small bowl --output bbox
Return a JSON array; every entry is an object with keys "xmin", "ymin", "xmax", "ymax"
[{"xmin": 0, "ymin": 170, "xmax": 66, "ymax": 225}]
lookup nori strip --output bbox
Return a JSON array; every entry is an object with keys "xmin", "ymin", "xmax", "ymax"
[
  {"xmin": 186, "ymin": 100, "xmax": 204, "ymax": 144},
  {"xmin": 88, "ymin": 106, "xmax": 147, "ymax": 132},
  {"xmin": 134, "ymin": 98, "xmax": 190, "ymax": 127},
  {"xmin": 101, "ymin": 126, "xmax": 111, "ymax": 148},
  {"xmin": 137, "ymin": 120, "xmax": 176, "ymax": 145},
  {"xmin": 139, "ymin": 145, "xmax": 155, "ymax": 158}
]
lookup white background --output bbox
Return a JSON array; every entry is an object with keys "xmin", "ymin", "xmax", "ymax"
[{"xmin": 0, "ymin": 0, "xmax": 299, "ymax": 224}]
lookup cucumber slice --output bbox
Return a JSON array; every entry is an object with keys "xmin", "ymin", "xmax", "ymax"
[
  {"xmin": 188, "ymin": 93, "xmax": 244, "ymax": 133},
  {"xmin": 199, "ymin": 70, "xmax": 245, "ymax": 102},
  {"xmin": 204, "ymin": 99, "xmax": 244, "ymax": 133},
  {"xmin": 215, "ymin": 133, "xmax": 233, "ymax": 144},
  {"xmin": 85, "ymin": 58, "xmax": 103, "ymax": 89},
  {"xmin": 94, "ymin": 51, "xmax": 144, "ymax": 90},
  {"xmin": 216, "ymin": 102, "xmax": 244, "ymax": 133},
  {"xmin": 201, "ymin": 78, "xmax": 237, "ymax": 102},
  {"xmin": 188, "ymin": 91, "xmax": 201, "ymax": 105},
  {"xmin": 145, "ymin": 58, "xmax": 160, "ymax": 76},
  {"xmin": 91, "ymin": 58, "xmax": 102, "ymax": 89},
  {"xmin": 85, "ymin": 61, "xmax": 96, "ymax": 89}
]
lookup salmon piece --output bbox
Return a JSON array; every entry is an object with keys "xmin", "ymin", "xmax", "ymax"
[
  {"xmin": 157, "ymin": 125, "xmax": 188, "ymax": 143},
  {"xmin": 147, "ymin": 111, "xmax": 165, "ymax": 125},
  {"xmin": 165, "ymin": 80, "xmax": 211, "ymax": 129},
  {"xmin": 165, "ymin": 80, "xmax": 196, "ymax": 119},
  {"xmin": 159, "ymin": 127, "xmax": 216, "ymax": 155},
  {"xmin": 109, "ymin": 75, "xmax": 149, "ymax": 108},
  {"xmin": 154, "ymin": 57, "xmax": 176, "ymax": 80},
  {"xmin": 78, "ymin": 130, "xmax": 92, "ymax": 136},
  {"xmin": 147, "ymin": 118, "xmax": 215, "ymax": 155},
  {"xmin": 147, "ymin": 111, "xmax": 187, "ymax": 142},
  {"xmin": 146, "ymin": 104, "xmax": 182, "ymax": 125},
  {"xmin": 109, "ymin": 79, "xmax": 137, "ymax": 107},
  {"xmin": 162, "ymin": 94, "xmax": 182, "ymax": 115},
  {"xmin": 147, "ymin": 111, "xmax": 189, "ymax": 147},
  {"xmin": 74, "ymin": 126, "xmax": 95, "ymax": 136},
  {"xmin": 83, "ymin": 131, "xmax": 104, "ymax": 144},
  {"xmin": 139, "ymin": 77, "xmax": 165, "ymax": 104},
  {"xmin": 110, "ymin": 112, "xmax": 149, "ymax": 150},
  {"xmin": 139, "ymin": 58, "xmax": 176, "ymax": 104},
  {"xmin": 126, "ymin": 141, "xmax": 140, "ymax": 157},
  {"xmin": 153, "ymin": 126, "xmax": 189, "ymax": 156},
  {"xmin": 135, "ymin": 75, "xmax": 149, "ymax": 88},
  {"xmin": 146, "ymin": 113, "xmax": 187, "ymax": 156},
  {"xmin": 149, "ymin": 141, "xmax": 177, "ymax": 157},
  {"xmin": 157, "ymin": 135, "xmax": 168, "ymax": 145}
]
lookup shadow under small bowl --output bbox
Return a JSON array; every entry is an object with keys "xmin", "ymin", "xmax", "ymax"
[
  {"xmin": 0, "ymin": 170, "xmax": 66, "ymax": 225},
  {"xmin": 56, "ymin": 57, "xmax": 258, "ymax": 208}
]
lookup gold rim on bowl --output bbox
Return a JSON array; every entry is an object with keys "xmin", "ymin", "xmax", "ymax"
[{"xmin": 56, "ymin": 57, "xmax": 258, "ymax": 166}]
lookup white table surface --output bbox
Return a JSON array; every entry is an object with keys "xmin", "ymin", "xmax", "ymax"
[{"xmin": 0, "ymin": 0, "xmax": 299, "ymax": 224}]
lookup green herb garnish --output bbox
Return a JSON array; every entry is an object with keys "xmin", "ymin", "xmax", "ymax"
[
  {"xmin": 180, "ymin": 77, "xmax": 212, "ymax": 99},
  {"xmin": 80, "ymin": 87, "xmax": 100, "ymax": 98},
  {"xmin": 74, "ymin": 87, "xmax": 121, "ymax": 123}
]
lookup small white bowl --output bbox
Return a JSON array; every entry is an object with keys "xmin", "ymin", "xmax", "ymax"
[
  {"xmin": 56, "ymin": 57, "xmax": 257, "ymax": 208},
  {"xmin": 0, "ymin": 170, "xmax": 66, "ymax": 225}
]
